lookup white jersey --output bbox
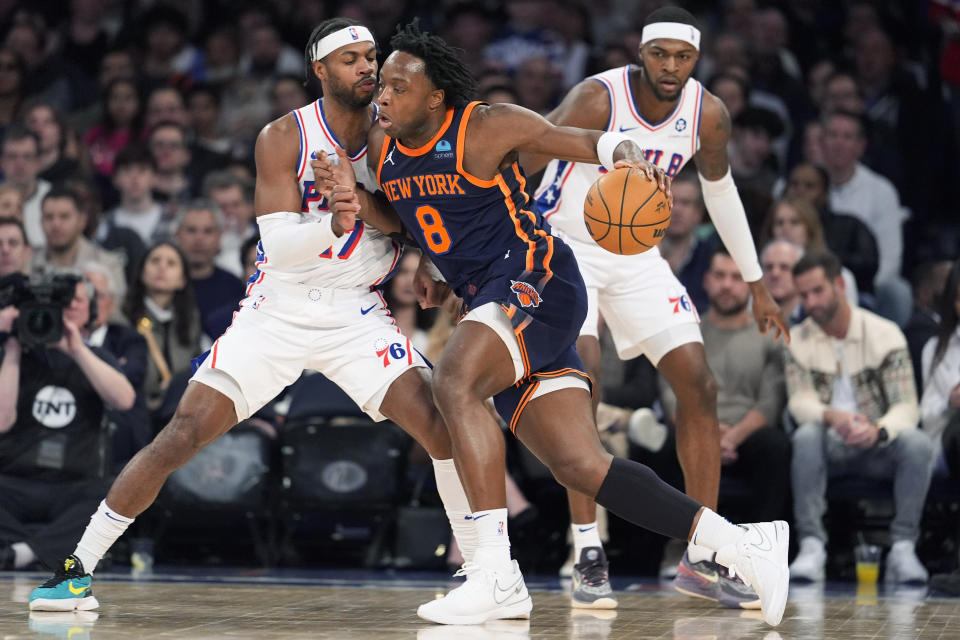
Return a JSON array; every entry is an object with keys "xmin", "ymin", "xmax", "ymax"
[
  {"xmin": 535, "ymin": 66, "xmax": 705, "ymax": 247},
  {"xmin": 252, "ymin": 99, "xmax": 402, "ymax": 291}
]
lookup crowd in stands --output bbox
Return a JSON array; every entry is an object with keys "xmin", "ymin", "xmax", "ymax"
[{"xmin": 0, "ymin": 0, "xmax": 958, "ymax": 581}]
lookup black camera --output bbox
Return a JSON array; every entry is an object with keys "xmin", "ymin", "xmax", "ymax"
[{"xmin": 0, "ymin": 273, "xmax": 80, "ymax": 349}]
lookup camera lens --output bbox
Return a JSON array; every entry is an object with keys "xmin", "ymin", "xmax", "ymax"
[{"xmin": 26, "ymin": 308, "xmax": 53, "ymax": 337}]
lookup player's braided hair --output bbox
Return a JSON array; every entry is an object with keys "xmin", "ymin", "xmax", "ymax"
[
  {"xmin": 303, "ymin": 17, "xmax": 363, "ymax": 84},
  {"xmin": 389, "ymin": 19, "xmax": 476, "ymax": 108}
]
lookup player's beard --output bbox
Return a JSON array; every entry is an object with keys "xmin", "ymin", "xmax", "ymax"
[
  {"xmin": 327, "ymin": 75, "xmax": 374, "ymax": 109},
  {"xmin": 640, "ymin": 61, "xmax": 682, "ymax": 103}
]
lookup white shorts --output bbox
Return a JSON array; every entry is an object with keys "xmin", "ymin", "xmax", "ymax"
[
  {"xmin": 191, "ymin": 273, "xmax": 427, "ymax": 422},
  {"xmin": 563, "ymin": 234, "xmax": 702, "ymax": 366},
  {"xmin": 461, "ymin": 302, "xmax": 590, "ymax": 400}
]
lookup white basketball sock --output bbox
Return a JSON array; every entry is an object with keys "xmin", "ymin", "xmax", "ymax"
[
  {"xmin": 686, "ymin": 541, "xmax": 714, "ymax": 564},
  {"xmin": 472, "ymin": 507, "xmax": 512, "ymax": 574},
  {"xmin": 432, "ymin": 457, "xmax": 476, "ymax": 563},
  {"xmin": 74, "ymin": 500, "xmax": 134, "ymax": 573},
  {"xmin": 691, "ymin": 509, "xmax": 744, "ymax": 568},
  {"xmin": 571, "ymin": 521, "xmax": 603, "ymax": 560},
  {"xmin": 11, "ymin": 542, "xmax": 36, "ymax": 568}
]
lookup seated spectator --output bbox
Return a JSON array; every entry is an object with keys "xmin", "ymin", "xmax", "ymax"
[
  {"xmin": 148, "ymin": 121, "xmax": 194, "ymax": 218},
  {"xmin": 187, "ymin": 83, "xmax": 232, "ymax": 158},
  {"xmin": 270, "ymin": 75, "xmax": 309, "ymax": 121},
  {"xmin": 785, "ymin": 162, "xmax": 879, "ymax": 295},
  {"xmin": 202, "ymin": 170, "xmax": 257, "ymax": 277},
  {"xmin": 29, "ymin": 188, "xmax": 125, "ymax": 297},
  {"xmin": 0, "ymin": 216, "xmax": 29, "ymax": 276},
  {"xmin": 240, "ymin": 233, "xmax": 260, "ymax": 282},
  {"xmin": 84, "ymin": 78, "xmax": 144, "ymax": 178},
  {"xmin": 728, "ymin": 106, "xmax": 783, "ymax": 201},
  {"xmin": 920, "ymin": 258, "xmax": 960, "ymax": 478},
  {"xmin": 659, "ymin": 247, "xmax": 790, "ymax": 522},
  {"xmin": 0, "ymin": 277, "xmax": 135, "ymax": 569},
  {"xmin": 822, "ymin": 110, "xmax": 911, "ymax": 326},
  {"xmin": 82, "ymin": 262, "xmax": 150, "ymax": 470},
  {"xmin": 658, "ymin": 172, "xmax": 715, "ymax": 314},
  {"xmin": 760, "ymin": 197, "xmax": 859, "ymax": 304},
  {"xmin": 173, "ymin": 201, "xmax": 244, "ymax": 340},
  {"xmin": 906, "ymin": 260, "xmax": 954, "ymax": 393},
  {"xmin": 761, "ymin": 239, "xmax": 803, "ymax": 324},
  {"xmin": 100, "ymin": 144, "xmax": 166, "ymax": 248},
  {"xmin": 1, "ymin": 125, "xmax": 50, "ymax": 248},
  {"xmin": 124, "ymin": 242, "xmax": 202, "ymax": 411},
  {"xmin": 20, "ymin": 99, "xmax": 83, "ymax": 184},
  {"xmin": 0, "ymin": 183, "xmax": 23, "ymax": 221},
  {"xmin": 786, "ymin": 250, "xmax": 932, "ymax": 584}
]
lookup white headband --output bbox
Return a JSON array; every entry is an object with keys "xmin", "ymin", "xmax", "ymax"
[
  {"xmin": 312, "ymin": 25, "xmax": 376, "ymax": 61},
  {"xmin": 641, "ymin": 22, "xmax": 701, "ymax": 50}
]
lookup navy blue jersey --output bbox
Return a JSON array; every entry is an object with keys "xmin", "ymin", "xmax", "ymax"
[
  {"xmin": 377, "ymin": 101, "xmax": 555, "ymax": 299},
  {"xmin": 376, "ymin": 101, "xmax": 593, "ymax": 428}
]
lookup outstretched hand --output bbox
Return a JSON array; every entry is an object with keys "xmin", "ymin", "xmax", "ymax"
[
  {"xmin": 613, "ymin": 159, "xmax": 672, "ymax": 207},
  {"xmin": 748, "ymin": 280, "xmax": 790, "ymax": 344}
]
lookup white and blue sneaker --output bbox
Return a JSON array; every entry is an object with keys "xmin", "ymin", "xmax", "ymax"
[
  {"xmin": 417, "ymin": 560, "xmax": 532, "ymax": 625},
  {"xmin": 724, "ymin": 521, "xmax": 790, "ymax": 627},
  {"xmin": 29, "ymin": 555, "xmax": 99, "ymax": 612}
]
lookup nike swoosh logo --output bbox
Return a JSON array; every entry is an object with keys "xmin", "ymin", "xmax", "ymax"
[
  {"xmin": 472, "ymin": 514, "xmax": 489, "ymax": 520},
  {"xmin": 749, "ymin": 525, "xmax": 774, "ymax": 553},
  {"xmin": 619, "ymin": 126, "xmax": 637, "ymax": 133},
  {"xmin": 679, "ymin": 562, "xmax": 719, "ymax": 583},
  {"xmin": 360, "ymin": 304, "xmax": 377, "ymax": 315},
  {"xmin": 67, "ymin": 581, "xmax": 88, "ymax": 595},
  {"xmin": 578, "ymin": 526, "xmax": 596, "ymax": 533},
  {"xmin": 493, "ymin": 576, "xmax": 524, "ymax": 604}
]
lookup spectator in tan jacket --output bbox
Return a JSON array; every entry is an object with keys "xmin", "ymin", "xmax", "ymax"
[{"xmin": 785, "ymin": 250, "xmax": 933, "ymax": 584}]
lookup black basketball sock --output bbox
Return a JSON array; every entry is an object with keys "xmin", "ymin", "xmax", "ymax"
[{"xmin": 594, "ymin": 457, "xmax": 701, "ymax": 541}]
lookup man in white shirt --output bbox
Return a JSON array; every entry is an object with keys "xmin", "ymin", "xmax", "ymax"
[
  {"xmin": 104, "ymin": 145, "xmax": 165, "ymax": 246},
  {"xmin": 785, "ymin": 250, "xmax": 933, "ymax": 584},
  {"xmin": 822, "ymin": 110, "xmax": 911, "ymax": 326}
]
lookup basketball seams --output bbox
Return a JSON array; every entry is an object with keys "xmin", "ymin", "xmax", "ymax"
[
  {"xmin": 592, "ymin": 176, "xmax": 614, "ymax": 241},
  {"xmin": 584, "ymin": 167, "xmax": 670, "ymax": 254}
]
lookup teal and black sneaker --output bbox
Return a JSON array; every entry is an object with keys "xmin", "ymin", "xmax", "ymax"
[{"xmin": 29, "ymin": 555, "xmax": 99, "ymax": 612}]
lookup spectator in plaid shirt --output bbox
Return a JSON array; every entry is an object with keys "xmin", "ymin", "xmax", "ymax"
[{"xmin": 784, "ymin": 250, "xmax": 934, "ymax": 584}]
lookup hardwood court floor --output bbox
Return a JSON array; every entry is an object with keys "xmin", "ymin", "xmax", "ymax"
[{"xmin": 2, "ymin": 569, "xmax": 959, "ymax": 639}]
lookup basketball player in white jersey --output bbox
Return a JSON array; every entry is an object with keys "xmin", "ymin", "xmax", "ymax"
[
  {"xmin": 28, "ymin": 19, "xmax": 478, "ymax": 612},
  {"xmin": 520, "ymin": 6, "xmax": 789, "ymax": 609}
]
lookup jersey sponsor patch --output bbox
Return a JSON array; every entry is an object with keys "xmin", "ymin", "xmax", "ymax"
[{"xmin": 510, "ymin": 280, "xmax": 542, "ymax": 308}]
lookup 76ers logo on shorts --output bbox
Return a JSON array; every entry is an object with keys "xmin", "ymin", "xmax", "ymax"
[
  {"xmin": 375, "ymin": 338, "xmax": 411, "ymax": 367},
  {"xmin": 669, "ymin": 293, "xmax": 692, "ymax": 314},
  {"xmin": 510, "ymin": 281, "xmax": 542, "ymax": 308}
]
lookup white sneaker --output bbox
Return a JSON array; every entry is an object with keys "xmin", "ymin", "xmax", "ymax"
[
  {"xmin": 725, "ymin": 521, "xmax": 790, "ymax": 627},
  {"xmin": 885, "ymin": 541, "xmax": 928, "ymax": 584},
  {"xmin": 417, "ymin": 560, "xmax": 532, "ymax": 625},
  {"xmin": 789, "ymin": 537, "xmax": 826, "ymax": 582}
]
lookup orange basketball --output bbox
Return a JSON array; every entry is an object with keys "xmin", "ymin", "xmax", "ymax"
[{"xmin": 583, "ymin": 167, "xmax": 671, "ymax": 255}]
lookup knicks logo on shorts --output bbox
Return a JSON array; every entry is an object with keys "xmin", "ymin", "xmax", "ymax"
[{"xmin": 510, "ymin": 280, "xmax": 542, "ymax": 308}]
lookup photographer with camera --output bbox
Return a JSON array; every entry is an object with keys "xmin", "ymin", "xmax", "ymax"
[{"xmin": 0, "ymin": 275, "xmax": 135, "ymax": 569}]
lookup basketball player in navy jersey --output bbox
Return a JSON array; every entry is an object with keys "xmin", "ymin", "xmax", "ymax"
[
  {"xmin": 28, "ymin": 18, "xmax": 480, "ymax": 613},
  {"xmin": 519, "ymin": 6, "xmax": 790, "ymax": 609},
  {"xmin": 318, "ymin": 21, "xmax": 790, "ymax": 628}
]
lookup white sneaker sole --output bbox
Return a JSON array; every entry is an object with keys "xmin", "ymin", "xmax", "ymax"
[
  {"xmin": 571, "ymin": 595, "xmax": 618, "ymax": 609},
  {"xmin": 29, "ymin": 595, "xmax": 100, "ymax": 612},
  {"xmin": 754, "ymin": 521, "xmax": 790, "ymax": 627},
  {"xmin": 417, "ymin": 596, "xmax": 532, "ymax": 625}
]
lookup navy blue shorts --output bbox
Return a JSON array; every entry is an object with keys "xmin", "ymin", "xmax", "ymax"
[{"xmin": 461, "ymin": 236, "xmax": 593, "ymax": 431}]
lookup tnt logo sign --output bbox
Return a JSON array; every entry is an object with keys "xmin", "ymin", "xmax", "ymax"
[
  {"xmin": 510, "ymin": 281, "xmax": 542, "ymax": 308},
  {"xmin": 375, "ymin": 338, "xmax": 408, "ymax": 367},
  {"xmin": 32, "ymin": 385, "xmax": 77, "ymax": 428},
  {"xmin": 349, "ymin": 27, "xmax": 359, "ymax": 40},
  {"xmin": 669, "ymin": 294, "xmax": 692, "ymax": 314}
]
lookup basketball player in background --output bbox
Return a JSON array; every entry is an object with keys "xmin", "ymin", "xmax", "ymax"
[
  {"xmin": 318, "ymin": 20, "xmax": 789, "ymax": 628},
  {"xmin": 28, "ymin": 18, "xmax": 480, "ymax": 613},
  {"xmin": 520, "ymin": 6, "xmax": 789, "ymax": 609}
]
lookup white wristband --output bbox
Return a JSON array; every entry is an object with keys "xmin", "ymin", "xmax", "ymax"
[{"xmin": 597, "ymin": 131, "xmax": 632, "ymax": 171}]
